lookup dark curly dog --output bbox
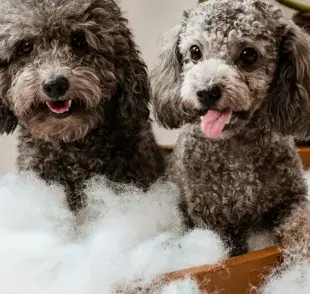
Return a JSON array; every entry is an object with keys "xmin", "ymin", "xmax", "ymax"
[
  {"xmin": 0, "ymin": 0, "xmax": 165, "ymax": 212},
  {"xmin": 151, "ymin": 0, "xmax": 310, "ymax": 256}
]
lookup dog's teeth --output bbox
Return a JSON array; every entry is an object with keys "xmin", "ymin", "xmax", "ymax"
[{"xmin": 200, "ymin": 116, "xmax": 203, "ymax": 121}]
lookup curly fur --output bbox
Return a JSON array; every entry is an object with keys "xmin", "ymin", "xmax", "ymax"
[
  {"xmin": 151, "ymin": 0, "xmax": 310, "ymax": 256},
  {"xmin": 0, "ymin": 0, "xmax": 165, "ymax": 211}
]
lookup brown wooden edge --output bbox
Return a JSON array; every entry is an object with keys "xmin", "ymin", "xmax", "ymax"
[
  {"xmin": 160, "ymin": 145, "xmax": 174, "ymax": 151},
  {"xmin": 117, "ymin": 246, "xmax": 283, "ymax": 293},
  {"xmin": 298, "ymin": 147, "xmax": 310, "ymax": 169},
  {"xmin": 160, "ymin": 246, "xmax": 283, "ymax": 293}
]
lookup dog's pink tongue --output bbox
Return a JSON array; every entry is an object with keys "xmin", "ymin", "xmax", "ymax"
[
  {"xmin": 46, "ymin": 100, "xmax": 72, "ymax": 114},
  {"xmin": 201, "ymin": 110, "xmax": 232, "ymax": 138}
]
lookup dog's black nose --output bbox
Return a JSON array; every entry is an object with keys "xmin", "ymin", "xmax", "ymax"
[
  {"xmin": 43, "ymin": 76, "xmax": 69, "ymax": 99},
  {"xmin": 197, "ymin": 86, "xmax": 222, "ymax": 107}
]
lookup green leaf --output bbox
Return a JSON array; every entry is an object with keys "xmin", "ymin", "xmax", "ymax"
[{"xmin": 274, "ymin": 0, "xmax": 310, "ymax": 12}]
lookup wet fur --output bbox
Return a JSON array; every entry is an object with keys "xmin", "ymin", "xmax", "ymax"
[
  {"xmin": 151, "ymin": 0, "xmax": 310, "ymax": 256},
  {"xmin": 0, "ymin": 0, "xmax": 165, "ymax": 211}
]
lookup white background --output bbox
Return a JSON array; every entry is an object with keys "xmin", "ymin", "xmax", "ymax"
[{"xmin": 0, "ymin": 0, "xmax": 293, "ymax": 173}]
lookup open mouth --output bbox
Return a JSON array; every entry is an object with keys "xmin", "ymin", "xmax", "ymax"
[
  {"xmin": 46, "ymin": 100, "xmax": 72, "ymax": 115},
  {"xmin": 199, "ymin": 109, "xmax": 249, "ymax": 139}
]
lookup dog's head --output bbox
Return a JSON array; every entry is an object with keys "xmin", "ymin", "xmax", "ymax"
[
  {"xmin": 0, "ymin": 0, "xmax": 150, "ymax": 142},
  {"xmin": 151, "ymin": 0, "xmax": 310, "ymax": 140}
]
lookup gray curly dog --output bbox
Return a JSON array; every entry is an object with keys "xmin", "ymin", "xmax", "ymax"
[{"xmin": 151, "ymin": 0, "xmax": 310, "ymax": 256}]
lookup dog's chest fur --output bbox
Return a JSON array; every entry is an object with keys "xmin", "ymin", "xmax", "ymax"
[
  {"xmin": 169, "ymin": 125, "xmax": 307, "ymax": 253},
  {"xmin": 17, "ymin": 123, "xmax": 165, "ymax": 211}
]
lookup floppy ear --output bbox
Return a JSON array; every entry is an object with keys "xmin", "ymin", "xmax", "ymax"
[
  {"xmin": 0, "ymin": 102, "xmax": 17, "ymax": 134},
  {"xmin": 150, "ymin": 25, "xmax": 185, "ymax": 129},
  {"xmin": 268, "ymin": 22, "xmax": 310, "ymax": 139},
  {"xmin": 120, "ymin": 45, "xmax": 150, "ymax": 125},
  {"xmin": 0, "ymin": 75, "xmax": 17, "ymax": 134},
  {"xmin": 85, "ymin": 0, "xmax": 150, "ymax": 127}
]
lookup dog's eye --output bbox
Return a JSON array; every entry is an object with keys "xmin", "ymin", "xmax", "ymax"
[
  {"xmin": 238, "ymin": 47, "xmax": 258, "ymax": 65},
  {"xmin": 16, "ymin": 40, "xmax": 34, "ymax": 56},
  {"xmin": 190, "ymin": 45, "xmax": 202, "ymax": 62},
  {"xmin": 70, "ymin": 32, "xmax": 88, "ymax": 50}
]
